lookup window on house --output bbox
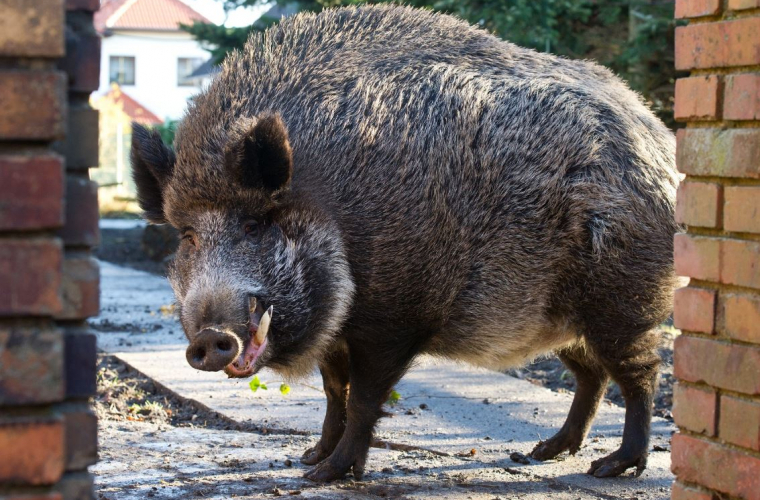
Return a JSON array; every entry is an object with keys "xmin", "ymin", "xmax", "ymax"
[
  {"xmin": 177, "ymin": 57, "xmax": 204, "ymax": 87},
  {"xmin": 109, "ymin": 56, "xmax": 135, "ymax": 85}
]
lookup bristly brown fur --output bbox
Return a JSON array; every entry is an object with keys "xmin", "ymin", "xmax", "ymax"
[{"xmin": 132, "ymin": 5, "xmax": 680, "ymax": 482}]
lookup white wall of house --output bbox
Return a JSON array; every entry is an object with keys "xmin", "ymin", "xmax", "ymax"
[{"xmin": 98, "ymin": 30, "xmax": 210, "ymax": 120}]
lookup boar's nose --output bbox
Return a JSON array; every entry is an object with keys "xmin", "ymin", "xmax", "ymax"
[{"xmin": 186, "ymin": 329, "xmax": 239, "ymax": 372}]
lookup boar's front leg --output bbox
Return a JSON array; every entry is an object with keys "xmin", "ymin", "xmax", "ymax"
[
  {"xmin": 302, "ymin": 346, "xmax": 350, "ymax": 465},
  {"xmin": 303, "ymin": 335, "xmax": 417, "ymax": 482}
]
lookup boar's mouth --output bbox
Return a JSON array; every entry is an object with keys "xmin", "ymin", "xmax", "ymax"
[{"xmin": 223, "ymin": 298, "xmax": 273, "ymax": 379}]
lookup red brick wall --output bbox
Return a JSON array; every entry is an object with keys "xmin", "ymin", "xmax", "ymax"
[
  {"xmin": 672, "ymin": 1, "xmax": 760, "ymax": 499},
  {"xmin": 0, "ymin": 1, "xmax": 100, "ymax": 498}
]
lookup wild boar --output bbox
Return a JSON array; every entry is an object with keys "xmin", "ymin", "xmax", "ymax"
[{"xmin": 131, "ymin": 5, "xmax": 679, "ymax": 483}]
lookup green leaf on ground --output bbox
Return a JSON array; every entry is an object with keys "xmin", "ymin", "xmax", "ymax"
[
  {"xmin": 249, "ymin": 376, "xmax": 263, "ymax": 392},
  {"xmin": 388, "ymin": 390, "xmax": 401, "ymax": 406}
]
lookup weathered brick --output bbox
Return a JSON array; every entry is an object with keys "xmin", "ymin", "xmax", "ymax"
[
  {"xmin": 64, "ymin": 331, "xmax": 97, "ymax": 399},
  {"xmin": 0, "ymin": 0, "xmax": 64, "ymax": 57},
  {"xmin": 675, "ymin": 0, "xmax": 721, "ymax": 18},
  {"xmin": 64, "ymin": 107, "xmax": 99, "ymax": 169},
  {"xmin": 672, "ymin": 481, "xmax": 714, "ymax": 500},
  {"xmin": 673, "ymin": 383, "xmax": 717, "ymax": 435},
  {"xmin": 61, "ymin": 27, "xmax": 100, "ymax": 93},
  {"xmin": 0, "ymin": 325, "xmax": 64, "ymax": 406},
  {"xmin": 720, "ymin": 395, "xmax": 760, "ymax": 451},
  {"xmin": 677, "ymin": 128, "xmax": 760, "ymax": 179},
  {"xmin": 57, "ymin": 176, "xmax": 99, "ymax": 247},
  {"xmin": 675, "ymin": 181, "xmax": 721, "ymax": 228},
  {"xmin": 0, "ymin": 155, "xmax": 64, "ymax": 231},
  {"xmin": 0, "ymin": 418, "xmax": 64, "ymax": 485},
  {"xmin": 676, "ymin": 18, "xmax": 760, "ymax": 70},
  {"xmin": 66, "ymin": 0, "xmax": 101, "ymax": 11},
  {"xmin": 725, "ymin": 74, "xmax": 760, "ymax": 121},
  {"xmin": 724, "ymin": 186, "xmax": 760, "ymax": 233},
  {"xmin": 62, "ymin": 406, "xmax": 97, "ymax": 470},
  {"xmin": 672, "ymin": 434, "xmax": 760, "ymax": 500},
  {"xmin": 0, "ymin": 239, "xmax": 62, "ymax": 316},
  {"xmin": 0, "ymin": 71, "xmax": 66, "ymax": 141},
  {"xmin": 674, "ymin": 287, "xmax": 716, "ymax": 333},
  {"xmin": 675, "ymin": 76, "xmax": 720, "ymax": 120},
  {"xmin": 721, "ymin": 238, "xmax": 760, "ymax": 289},
  {"xmin": 674, "ymin": 233, "xmax": 721, "ymax": 281},
  {"xmin": 58, "ymin": 256, "xmax": 99, "ymax": 320},
  {"xmin": 724, "ymin": 293, "xmax": 760, "ymax": 343},
  {"xmin": 729, "ymin": 0, "xmax": 760, "ymax": 10},
  {"xmin": 674, "ymin": 335, "xmax": 760, "ymax": 395}
]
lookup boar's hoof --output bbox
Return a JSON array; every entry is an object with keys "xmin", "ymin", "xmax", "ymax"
[
  {"xmin": 301, "ymin": 444, "xmax": 331, "ymax": 465},
  {"xmin": 304, "ymin": 457, "xmax": 364, "ymax": 482},
  {"xmin": 587, "ymin": 449, "xmax": 647, "ymax": 478},
  {"xmin": 530, "ymin": 432, "xmax": 583, "ymax": 461}
]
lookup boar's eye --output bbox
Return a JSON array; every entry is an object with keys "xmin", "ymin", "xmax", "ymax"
[
  {"xmin": 182, "ymin": 229, "xmax": 197, "ymax": 248},
  {"xmin": 243, "ymin": 221, "xmax": 261, "ymax": 238}
]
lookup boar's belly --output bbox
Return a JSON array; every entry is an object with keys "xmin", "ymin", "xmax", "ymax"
[{"xmin": 428, "ymin": 321, "xmax": 579, "ymax": 371}]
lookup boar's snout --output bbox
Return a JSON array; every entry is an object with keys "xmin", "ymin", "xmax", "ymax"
[{"xmin": 186, "ymin": 329, "xmax": 240, "ymax": 372}]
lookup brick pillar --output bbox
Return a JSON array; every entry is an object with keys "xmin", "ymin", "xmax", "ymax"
[
  {"xmin": 0, "ymin": 1, "xmax": 100, "ymax": 499},
  {"xmin": 672, "ymin": 1, "xmax": 760, "ymax": 500}
]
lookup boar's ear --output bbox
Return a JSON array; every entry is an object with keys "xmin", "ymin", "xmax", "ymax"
[
  {"xmin": 225, "ymin": 113, "xmax": 292, "ymax": 193},
  {"xmin": 130, "ymin": 123, "xmax": 175, "ymax": 224}
]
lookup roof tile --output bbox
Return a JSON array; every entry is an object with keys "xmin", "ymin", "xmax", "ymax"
[
  {"xmin": 95, "ymin": 0, "xmax": 211, "ymax": 33},
  {"xmin": 100, "ymin": 84, "xmax": 164, "ymax": 125}
]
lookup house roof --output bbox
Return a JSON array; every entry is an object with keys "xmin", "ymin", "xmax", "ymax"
[
  {"xmin": 95, "ymin": 0, "xmax": 211, "ymax": 34},
  {"xmin": 100, "ymin": 84, "xmax": 164, "ymax": 125}
]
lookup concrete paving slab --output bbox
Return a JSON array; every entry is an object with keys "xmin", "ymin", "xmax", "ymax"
[{"xmin": 92, "ymin": 261, "xmax": 675, "ymax": 499}]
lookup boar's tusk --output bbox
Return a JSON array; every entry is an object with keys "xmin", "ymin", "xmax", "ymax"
[{"xmin": 254, "ymin": 306, "xmax": 273, "ymax": 346}]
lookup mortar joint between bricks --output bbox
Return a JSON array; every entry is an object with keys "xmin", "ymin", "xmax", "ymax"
[
  {"xmin": 679, "ymin": 8, "xmax": 760, "ymax": 23},
  {"xmin": 681, "ymin": 120, "xmax": 760, "ymax": 129},
  {"xmin": 675, "ymin": 429, "xmax": 760, "ymax": 459},
  {"xmin": 685, "ymin": 227, "xmax": 760, "ymax": 242},
  {"xmin": 688, "ymin": 64, "xmax": 760, "ymax": 77}
]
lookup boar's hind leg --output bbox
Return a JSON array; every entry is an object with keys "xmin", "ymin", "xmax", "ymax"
[
  {"xmin": 304, "ymin": 336, "xmax": 417, "ymax": 482},
  {"xmin": 587, "ymin": 329, "xmax": 660, "ymax": 478},
  {"xmin": 531, "ymin": 348, "xmax": 608, "ymax": 461},
  {"xmin": 302, "ymin": 346, "xmax": 350, "ymax": 465}
]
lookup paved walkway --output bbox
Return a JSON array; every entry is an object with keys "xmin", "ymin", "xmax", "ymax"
[
  {"xmin": 99, "ymin": 218, "xmax": 147, "ymax": 230},
  {"xmin": 91, "ymin": 261, "xmax": 675, "ymax": 499}
]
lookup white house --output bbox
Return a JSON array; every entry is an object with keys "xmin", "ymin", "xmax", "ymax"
[{"xmin": 94, "ymin": 0, "xmax": 213, "ymax": 121}]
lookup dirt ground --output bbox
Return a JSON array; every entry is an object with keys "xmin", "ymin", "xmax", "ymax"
[
  {"xmin": 95, "ymin": 224, "xmax": 676, "ymax": 423},
  {"xmin": 97, "ymin": 355, "xmax": 652, "ymax": 500},
  {"xmin": 94, "ymin": 355, "xmax": 317, "ymax": 499},
  {"xmin": 92, "ymin": 224, "xmax": 676, "ymax": 498},
  {"xmin": 95, "ymin": 355, "xmax": 259, "ymax": 433}
]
